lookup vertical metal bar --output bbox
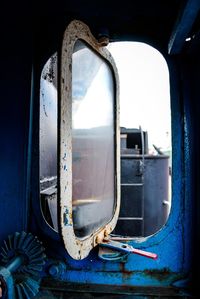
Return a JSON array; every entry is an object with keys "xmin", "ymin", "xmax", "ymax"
[{"xmin": 139, "ymin": 126, "xmax": 145, "ymax": 236}]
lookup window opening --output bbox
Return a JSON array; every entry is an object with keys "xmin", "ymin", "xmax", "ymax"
[
  {"xmin": 39, "ymin": 25, "xmax": 171, "ymax": 257},
  {"xmin": 107, "ymin": 42, "xmax": 172, "ymax": 237}
]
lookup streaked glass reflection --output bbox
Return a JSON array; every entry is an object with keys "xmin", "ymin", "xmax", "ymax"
[{"xmin": 72, "ymin": 40, "xmax": 116, "ymax": 238}]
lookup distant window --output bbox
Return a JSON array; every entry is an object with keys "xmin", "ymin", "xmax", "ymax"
[{"xmin": 107, "ymin": 42, "xmax": 172, "ymax": 237}]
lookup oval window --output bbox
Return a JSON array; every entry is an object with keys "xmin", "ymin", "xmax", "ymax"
[{"xmin": 107, "ymin": 42, "xmax": 172, "ymax": 237}]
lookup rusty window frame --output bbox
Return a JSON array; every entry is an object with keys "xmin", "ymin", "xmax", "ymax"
[{"xmin": 59, "ymin": 20, "xmax": 120, "ymax": 260}]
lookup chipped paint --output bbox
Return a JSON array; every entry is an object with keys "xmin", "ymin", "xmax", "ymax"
[
  {"xmin": 59, "ymin": 20, "xmax": 120, "ymax": 260},
  {"xmin": 63, "ymin": 208, "xmax": 73, "ymax": 226}
]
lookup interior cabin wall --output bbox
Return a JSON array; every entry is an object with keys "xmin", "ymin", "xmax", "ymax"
[
  {"xmin": 0, "ymin": 10, "xmax": 199, "ymax": 296},
  {"xmin": 29, "ymin": 17, "xmax": 194, "ymax": 291},
  {"xmin": 192, "ymin": 49, "xmax": 200, "ymax": 291},
  {"xmin": 0, "ymin": 17, "xmax": 32, "ymax": 241},
  {"xmin": 168, "ymin": 37, "xmax": 200, "ymax": 294},
  {"xmin": 181, "ymin": 40, "xmax": 200, "ymax": 292}
]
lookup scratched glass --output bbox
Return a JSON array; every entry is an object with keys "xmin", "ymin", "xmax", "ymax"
[
  {"xmin": 72, "ymin": 40, "xmax": 115, "ymax": 238},
  {"xmin": 40, "ymin": 54, "xmax": 58, "ymax": 231}
]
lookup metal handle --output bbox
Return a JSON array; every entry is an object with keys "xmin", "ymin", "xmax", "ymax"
[
  {"xmin": 100, "ymin": 239, "xmax": 157, "ymax": 260},
  {"xmin": 131, "ymin": 247, "xmax": 157, "ymax": 259}
]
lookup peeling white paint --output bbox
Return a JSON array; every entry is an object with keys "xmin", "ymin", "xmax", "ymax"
[{"xmin": 59, "ymin": 20, "xmax": 120, "ymax": 260}]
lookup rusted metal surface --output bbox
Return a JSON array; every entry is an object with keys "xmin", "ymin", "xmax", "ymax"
[
  {"xmin": 143, "ymin": 268, "xmax": 173, "ymax": 282},
  {"xmin": 40, "ymin": 278, "xmax": 188, "ymax": 297},
  {"xmin": 59, "ymin": 20, "xmax": 120, "ymax": 260}
]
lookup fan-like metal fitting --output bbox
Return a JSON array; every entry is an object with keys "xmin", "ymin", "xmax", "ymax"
[{"xmin": 0, "ymin": 232, "xmax": 46, "ymax": 299}]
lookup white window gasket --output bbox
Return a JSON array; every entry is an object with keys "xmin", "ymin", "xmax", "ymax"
[{"xmin": 59, "ymin": 20, "xmax": 120, "ymax": 260}]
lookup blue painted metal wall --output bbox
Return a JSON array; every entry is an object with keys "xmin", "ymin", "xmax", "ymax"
[{"xmin": 0, "ymin": 17, "xmax": 32, "ymax": 241}]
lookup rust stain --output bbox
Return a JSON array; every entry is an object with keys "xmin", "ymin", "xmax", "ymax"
[
  {"xmin": 143, "ymin": 267, "xmax": 172, "ymax": 281},
  {"xmin": 119, "ymin": 262, "xmax": 132, "ymax": 281},
  {"xmin": 117, "ymin": 265, "xmax": 174, "ymax": 283}
]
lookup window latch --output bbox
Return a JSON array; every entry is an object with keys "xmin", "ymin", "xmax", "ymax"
[{"xmin": 98, "ymin": 239, "xmax": 157, "ymax": 261}]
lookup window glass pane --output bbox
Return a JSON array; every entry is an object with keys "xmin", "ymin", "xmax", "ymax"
[
  {"xmin": 72, "ymin": 40, "xmax": 115, "ymax": 238},
  {"xmin": 40, "ymin": 54, "xmax": 58, "ymax": 231}
]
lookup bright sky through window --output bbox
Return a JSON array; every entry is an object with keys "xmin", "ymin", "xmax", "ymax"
[{"xmin": 107, "ymin": 42, "xmax": 171, "ymax": 153}]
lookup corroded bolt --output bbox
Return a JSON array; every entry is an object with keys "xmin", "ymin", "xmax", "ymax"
[
  {"xmin": 49, "ymin": 265, "xmax": 59, "ymax": 277},
  {"xmin": 48, "ymin": 262, "xmax": 66, "ymax": 278}
]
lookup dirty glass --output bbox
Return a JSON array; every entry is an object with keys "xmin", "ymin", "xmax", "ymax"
[
  {"xmin": 40, "ymin": 54, "xmax": 58, "ymax": 231},
  {"xmin": 72, "ymin": 40, "xmax": 115, "ymax": 238}
]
